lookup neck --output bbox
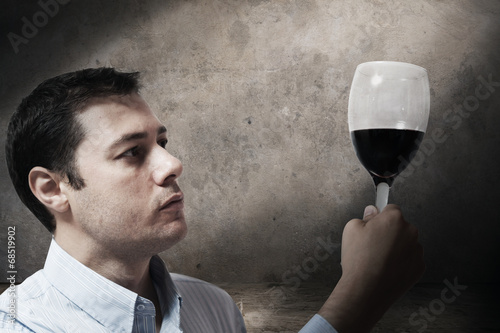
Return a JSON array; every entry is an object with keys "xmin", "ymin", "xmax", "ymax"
[
  {"xmin": 53, "ymin": 227, "xmax": 154, "ymax": 296},
  {"xmin": 89, "ymin": 256, "xmax": 152, "ymax": 295}
]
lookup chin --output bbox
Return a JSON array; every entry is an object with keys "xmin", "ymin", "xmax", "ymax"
[{"xmin": 155, "ymin": 220, "xmax": 188, "ymax": 252}]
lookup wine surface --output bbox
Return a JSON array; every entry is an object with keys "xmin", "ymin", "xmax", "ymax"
[{"xmin": 350, "ymin": 128, "xmax": 424, "ymax": 185}]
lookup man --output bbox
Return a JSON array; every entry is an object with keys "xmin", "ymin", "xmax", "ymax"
[{"xmin": 0, "ymin": 68, "xmax": 424, "ymax": 332}]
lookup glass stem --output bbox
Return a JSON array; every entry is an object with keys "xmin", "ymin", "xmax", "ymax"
[{"xmin": 375, "ymin": 182, "xmax": 390, "ymax": 212}]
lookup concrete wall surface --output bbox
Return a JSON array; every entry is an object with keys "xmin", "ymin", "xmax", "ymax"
[{"xmin": 0, "ymin": 0, "xmax": 499, "ymax": 285}]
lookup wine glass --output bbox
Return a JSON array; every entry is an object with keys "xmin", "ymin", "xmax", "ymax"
[{"xmin": 348, "ymin": 61, "xmax": 430, "ymax": 211}]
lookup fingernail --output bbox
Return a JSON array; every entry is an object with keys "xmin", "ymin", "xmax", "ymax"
[{"xmin": 363, "ymin": 205, "xmax": 378, "ymax": 218}]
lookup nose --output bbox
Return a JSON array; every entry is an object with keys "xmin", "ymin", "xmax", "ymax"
[{"xmin": 151, "ymin": 146, "xmax": 183, "ymax": 186}]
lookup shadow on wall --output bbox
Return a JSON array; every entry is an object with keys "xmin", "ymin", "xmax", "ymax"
[
  {"xmin": 0, "ymin": 0, "xmax": 182, "ymax": 102},
  {"xmin": 398, "ymin": 11, "xmax": 500, "ymax": 284}
]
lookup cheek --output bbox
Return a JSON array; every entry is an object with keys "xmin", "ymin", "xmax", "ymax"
[
  {"xmin": 74, "ymin": 187, "xmax": 145, "ymax": 230},
  {"xmin": 84, "ymin": 166, "xmax": 149, "ymax": 195},
  {"xmin": 76, "ymin": 162, "xmax": 153, "ymax": 213},
  {"xmin": 100, "ymin": 178, "xmax": 153, "ymax": 220},
  {"xmin": 120, "ymin": 178, "xmax": 152, "ymax": 205}
]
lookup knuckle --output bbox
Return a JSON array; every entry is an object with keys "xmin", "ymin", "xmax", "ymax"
[{"xmin": 343, "ymin": 218, "xmax": 364, "ymax": 233}]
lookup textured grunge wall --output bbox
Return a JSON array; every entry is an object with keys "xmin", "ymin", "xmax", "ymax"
[{"xmin": 0, "ymin": 0, "xmax": 499, "ymax": 285}]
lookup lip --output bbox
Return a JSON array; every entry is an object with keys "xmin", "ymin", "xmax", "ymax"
[{"xmin": 159, "ymin": 192, "xmax": 184, "ymax": 211}]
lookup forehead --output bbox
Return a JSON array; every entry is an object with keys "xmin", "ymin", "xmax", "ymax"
[{"xmin": 77, "ymin": 94, "xmax": 163, "ymax": 144}]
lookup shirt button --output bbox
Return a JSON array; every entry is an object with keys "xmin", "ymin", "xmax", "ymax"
[{"xmin": 137, "ymin": 304, "xmax": 146, "ymax": 311}]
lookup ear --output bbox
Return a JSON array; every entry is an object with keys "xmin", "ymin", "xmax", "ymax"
[{"xmin": 28, "ymin": 167, "xmax": 69, "ymax": 213}]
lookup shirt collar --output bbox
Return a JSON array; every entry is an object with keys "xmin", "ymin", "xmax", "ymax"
[
  {"xmin": 43, "ymin": 238, "xmax": 182, "ymax": 332},
  {"xmin": 150, "ymin": 256, "xmax": 182, "ymax": 331}
]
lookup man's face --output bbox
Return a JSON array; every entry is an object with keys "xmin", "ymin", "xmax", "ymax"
[{"xmin": 63, "ymin": 93, "xmax": 187, "ymax": 258}]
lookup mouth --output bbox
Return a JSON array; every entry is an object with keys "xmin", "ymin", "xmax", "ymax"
[{"xmin": 159, "ymin": 192, "xmax": 184, "ymax": 211}]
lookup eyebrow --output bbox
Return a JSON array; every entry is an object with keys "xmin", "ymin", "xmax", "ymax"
[{"xmin": 108, "ymin": 126, "xmax": 167, "ymax": 150}]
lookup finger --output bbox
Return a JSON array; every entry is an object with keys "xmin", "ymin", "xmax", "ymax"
[
  {"xmin": 382, "ymin": 204, "xmax": 402, "ymax": 212},
  {"xmin": 380, "ymin": 204, "xmax": 408, "ymax": 226},
  {"xmin": 363, "ymin": 205, "xmax": 379, "ymax": 221},
  {"xmin": 343, "ymin": 218, "xmax": 365, "ymax": 235}
]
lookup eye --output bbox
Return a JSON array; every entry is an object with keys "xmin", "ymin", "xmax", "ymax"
[
  {"xmin": 121, "ymin": 146, "xmax": 142, "ymax": 158},
  {"xmin": 158, "ymin": 139, "xmax": 168, "ymax": 149}
]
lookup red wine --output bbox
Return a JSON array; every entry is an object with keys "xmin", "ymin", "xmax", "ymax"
[{"xmin": 350, "ymin": 128, "xmax": 424, "ymax": 186}]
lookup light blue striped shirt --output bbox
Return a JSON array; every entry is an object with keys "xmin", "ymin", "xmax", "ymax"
[
  {"xmin": 0, "ymin": 239, "xmax": 335, "ymax": 332},
  {"xmin": 0, "ymin": 239, "xmax": 244, "ymax": 332}
]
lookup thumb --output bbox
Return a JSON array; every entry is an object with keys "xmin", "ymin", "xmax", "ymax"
[{"xmin": 363, "ymin": 205, "xmax": 379, "ymax": 221}]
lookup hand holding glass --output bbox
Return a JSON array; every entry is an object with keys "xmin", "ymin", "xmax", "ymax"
[{"xmin": 348, "ymin": 61, "xmax": 430, "ymax": 211}]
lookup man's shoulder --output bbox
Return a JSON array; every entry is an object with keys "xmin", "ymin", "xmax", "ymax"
[
  {"xmin": 0, "ymin": 270, "xmax": 50, "ymax": 305},
  {"xmin": 170, "ymin": 273, "xmax": 229, "ymax": 295},
  {"xmin": 170, "ymin": 273, "xmax": 236, "ymax": 305},
  {"xmin": 170, "ymin": 272, "xmax": 214, "ymax": 285},
  {"xmin": 170, "ymin": 274, "xmax": 246, "ymax": 332},
  {"xmin": 0, "ymin": 270, "xmax": 51, "ymax": 333}
]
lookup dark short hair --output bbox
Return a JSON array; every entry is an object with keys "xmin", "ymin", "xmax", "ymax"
[{"xmin": 5, "ymin": 67, "xmax": 140, "ymax": 232}]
